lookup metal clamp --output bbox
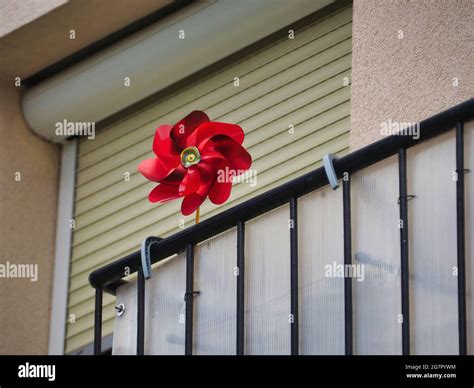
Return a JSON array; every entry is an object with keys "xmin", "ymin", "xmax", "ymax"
[
  {"xmin": 140, "ymin": 236, "xmax": 162, "ymax": 279},
  {"xmin": 184, "ymin": 291, "xmax": 200, "ymax": 302},
  {"xmin": 323, "ymin": 153, "xmax": 340, "ymax": 190},
  {"xmin": 397, "ymin": 195, "xmax": 416, "ymax": 205}
]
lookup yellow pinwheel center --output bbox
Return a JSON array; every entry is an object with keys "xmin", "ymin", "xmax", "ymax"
[{"xmin": 180, "ymin": 146, "xmax": 201, "ymax": 168}]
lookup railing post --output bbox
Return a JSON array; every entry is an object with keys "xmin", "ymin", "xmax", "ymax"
[
  {"xmin": 398, "ymin": 148, "xmax": 411, "ymax": 355},
  {"xmin": 137, "ymin": 269, "xmax": 145, "ymax": 355},
  {"xmin": 343, "ymin": 176, "xmax": 353, "ymax": 355},
  {"xmin": 93, "ymin": 287, "xmax": 103, "ymax": 355},
  {"xmin": 185, "ymin": 244, "xmax": 195, "ymax": 355},
  {"xmin": 236, "ymin": 221, "xmax": 245, "ymax": 355},
  {"xmin": 455, "ymin": 122, "xmax": 467, "ymax": 355},
  {"xmin": 290, "ymin": 197, "xmax": 299, "ymax": 355}
]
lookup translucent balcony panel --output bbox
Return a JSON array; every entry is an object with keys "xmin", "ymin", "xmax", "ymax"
[
  {"xmin": 298, "ymin": 185, "xmax": 344, "ymax": 354},
  {"xmin": 352, "ymin": 156, "xmax": 402, "ymax": 354},
  {"xmin": 146, "ymin": 253, "xmax": 186, "ymax": 355},
  {"xmin": 112, "ymin": 282, "xmax": 137, "ymax": 355},
  {"xmin": 194, "ymin": 228, "xmax": 237, "ymax": 355},
  {"xmin": 245, "ymin": 205, "xmax": 291, "ymax": 355},
  {"xmin": 407, "ymin": 131, "xmax": 458, "ymax": 355}
]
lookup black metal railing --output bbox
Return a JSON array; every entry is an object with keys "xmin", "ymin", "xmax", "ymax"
[
  {"xmin": 342, "ymin": 177, "xmax": 353, "ymax": 355},
  {"xmin": 89, "ymin": 98, "xmax": 474, "ymax": 355}
]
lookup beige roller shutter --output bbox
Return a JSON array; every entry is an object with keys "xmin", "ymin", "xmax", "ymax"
[{"xmin": 66, "ymin": 5, "xmax": 352, "ymax": 353}]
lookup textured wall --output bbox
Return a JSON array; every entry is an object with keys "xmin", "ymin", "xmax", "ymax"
[
  {"xmin": 0, "ymin": 83, "xmax": 60, "ymax": 354},
  {"xmin": 0, "ymin": 0, "xmax": 66, "ymax": 37},
  {"xmin": 350, "ymin": 0, "xmax": 473, "ymax": 149}
]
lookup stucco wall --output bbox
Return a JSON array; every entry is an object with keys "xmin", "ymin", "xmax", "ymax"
[
  {"xmin": 0, "ymin": 0, "xmax": 67, "ymax": 37},
  {"xmin": 0, "ymin": 83, "xmax": 60, "ymax": 354},
  {"xmin": 350, "ymin": 0, "xmax": 473, "ymax": 149}
]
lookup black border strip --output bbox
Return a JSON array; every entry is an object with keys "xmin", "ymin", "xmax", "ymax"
[{"xmin": 89, "ymin": 99, "xmax": 474, "ymax": 290}]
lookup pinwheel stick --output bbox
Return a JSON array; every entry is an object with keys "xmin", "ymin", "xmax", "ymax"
[{"xmin": 195, "ymin": 207, "xmax": 200, "ymax": 224}]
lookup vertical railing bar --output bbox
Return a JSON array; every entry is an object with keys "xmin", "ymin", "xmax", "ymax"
[
  {"xmin": 93, "ymin": 287, "xmax": 103, "ymax": 355},
  {"xmin": 343, "ymin": 177, "xmax": 353, "ymax": 355},
  {"xmin": 290, "ymin": 197, "xmax": 299, "ymax": 355},
  {"xmin": 137, "ymin": 269, "xmax": 145, "ymax": 355},
  {"xmin": 236, "ymin": 221, "xmax": 245, "ymax": 355},
  {"xmin": 185, "ymin": 243, "xmax": 194, "ymax": 355},
  {"xmin": 398, "ymin": 148, "xmax": 411, "ymax": 355},
  {"xmin": 456, "ymin": 122, "xmax": 467, "ymax": 355}
]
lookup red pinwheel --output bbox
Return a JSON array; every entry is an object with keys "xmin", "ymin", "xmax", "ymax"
[{"xmin": 138, "ymin": 111, "xmax": 252, "ymax": 216}]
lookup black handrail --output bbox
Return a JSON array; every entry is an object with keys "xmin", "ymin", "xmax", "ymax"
[
  {"xmin": 89, "ymin": 98, "xmax": 474, "ymax": 290},
  {"xmin": 455, "ymin": 122, "xmax": 467, "ymax": 355},
  {"xmin": 398, "ymin": 148, "xmax": 411, "ymax": 355},
  {"xmin": 342, "ymin": 177, "xmax": 352, "ymax": 355}
]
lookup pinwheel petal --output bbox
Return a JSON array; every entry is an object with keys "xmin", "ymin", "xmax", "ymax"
[
  {"xmin": 181, "ymin": 193, "xmax": 207, "ymax": 216},
  {"xmin": 162, "ymin": 164, "xmax": 186, "ymax": 185},
  {"xmin": 171, "ymin": 110, "xmax": 210, "ymax": 148},
  {"xmin": 186, "ymin": 121, "xmax": 244, "ymax": 148},
  {"xmin": 209, "ymin": 178, "xmax": 232, "ymax": 205},
  {"xmin": 201, "ymin": 150, "xmax": 226, "ymax": 162},
  {"xmin": 196, "ymin": 160, "xmax": 218, "ymax": 180},
  {"xmin": 203, "ymin": 135, "xmax": 252, "ymax": 171},
  {"xmin": 148, "ymin": 183, "xmax": 181, "ymax": 203},
  {"xmin": 138, "ymin": 157, "xmax": 179, "ymax": 182},
  {"xmin": 153, "ymin": 125, "xmax": 180, "ymax": 157},
  {"xmin": 179, "ymin": 166, "xmax": 202, "ymax": 196}
]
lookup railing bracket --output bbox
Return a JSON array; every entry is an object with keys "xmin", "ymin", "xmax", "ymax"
[
  {"xmin": 398, "ymin": 195, "xmax": 416, "ymax": 205},
  {"xmin": 323, "ymin": 153, "xmax": 339, "ymax": 190},
  {"xmin": 184, "ymin": 291, "xmax": 200, "ymax": 302},
  {"xmin": 140, "ymin": 236, "xmax": 162, "ymax": 279}
]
